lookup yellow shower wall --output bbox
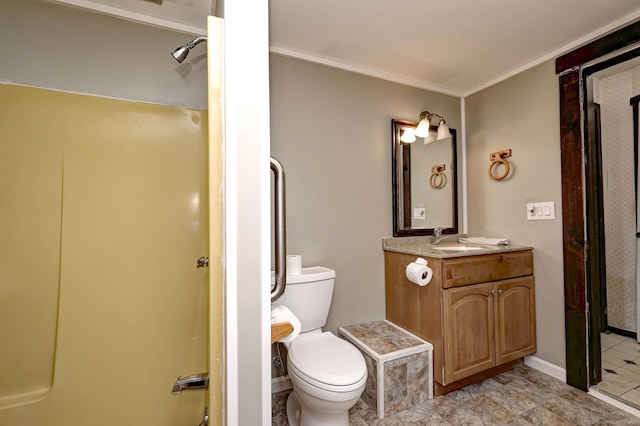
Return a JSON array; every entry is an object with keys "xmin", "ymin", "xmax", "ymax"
[
  {"xmin": 0, "ymin": 84, "xmax": 215, "ymax": 425},
  {"xmin": 0, "ymin": 85, "xmax": 64, "ymax": 407}
]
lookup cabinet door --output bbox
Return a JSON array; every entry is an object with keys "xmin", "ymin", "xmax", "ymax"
[
  {"xmin": 443, "ymin": 282, "xmax": 495, "ymax": 384},
  {"xmin": 495, "ymin": 276, "xmax": 537, "ymax": 365}
]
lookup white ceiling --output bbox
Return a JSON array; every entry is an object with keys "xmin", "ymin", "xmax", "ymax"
[{"xmin": 269, "ymin": 0, "xmax": 640, "ymax": 97}]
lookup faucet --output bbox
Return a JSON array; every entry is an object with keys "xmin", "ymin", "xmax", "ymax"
[
  {"xmin": 171, "ymin": 372, "xmax": 209, "ymax": 395},
  {"xmin": 432, "ymin": 227, "xmax": 447, "ymax": 245}
]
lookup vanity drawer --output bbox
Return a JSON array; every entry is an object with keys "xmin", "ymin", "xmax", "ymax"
[{"xmin": 441, "ymin": 250, "xmax": 533, "ymax": 288}]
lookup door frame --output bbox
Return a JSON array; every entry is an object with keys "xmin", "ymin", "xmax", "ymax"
[
  {"xmin": 221, "ymin": 0, "xmax": 272, "ymax": 424},
  {"xmin": 556, "ymin": 21, "xmax": 640, "ymax": 391}
]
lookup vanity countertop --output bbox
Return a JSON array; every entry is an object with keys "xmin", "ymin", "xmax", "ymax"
[{"xmin": 382, "ymin": 235, "xmax": 533, "ymax": 259}]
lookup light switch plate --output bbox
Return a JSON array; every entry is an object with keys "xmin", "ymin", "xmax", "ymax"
[
  {"xmin": 527, "ymin": 202, "xmax": 555, "ymax": 220},
  {"xmin": 527, "ymin": 201, "xmax": 556, "ymax": 220},
  {"xmin": 413, "ymin": 207, "xmax": 425, "ymax": 219}
]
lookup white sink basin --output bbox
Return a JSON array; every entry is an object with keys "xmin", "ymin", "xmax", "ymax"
[{"xmin": 433, "ymin": 245, "xmax": 485, "ymax": 251}]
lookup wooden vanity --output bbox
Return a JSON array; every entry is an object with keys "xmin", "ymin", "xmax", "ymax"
[{"xmin": 383, "ymin": 237, "xmax": 536, "ymax": 395}]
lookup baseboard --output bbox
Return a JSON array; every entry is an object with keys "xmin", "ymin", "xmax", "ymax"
[
  {"xmin": 271, "ymin": 375, "xmax": 292, "ymax": 393},
  {"xmin": 605, "ymin": 326, "xmax": 637, "ymax": 339},
  {"xmin": 524, "ymin": 355, "xmax": 567, "ymax": 382}
]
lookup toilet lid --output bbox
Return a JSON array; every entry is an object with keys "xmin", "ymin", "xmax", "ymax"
[{"xmin": 288, "ymin": 332, "xmax": 366, "ymax": 386}]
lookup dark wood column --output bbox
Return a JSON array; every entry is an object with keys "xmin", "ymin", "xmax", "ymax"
[{"xmin": 558, "ymin": 70, "xmax": 588, "ymax": 390}]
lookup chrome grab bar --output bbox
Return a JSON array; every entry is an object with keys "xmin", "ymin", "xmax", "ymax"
[{"xmin": 271, "ymin": 157, "xmax": 287, "ymax": 302}]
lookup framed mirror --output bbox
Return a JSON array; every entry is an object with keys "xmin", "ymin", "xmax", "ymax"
[{"xmin": 392, "ymin": 119, "xmax": 458, "ymax": 236}]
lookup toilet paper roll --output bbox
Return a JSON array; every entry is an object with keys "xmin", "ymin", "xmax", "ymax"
[
  {"xmin": 286, "ymin": 254, "xmax": 303, "ymax": 275},
  {"xmin": 405, "ymin": 257, "xmax": 433, "ymax": 286},
  {"xmin": 271, "ymin": 305, "xmax": 301, "ymax": 343}
]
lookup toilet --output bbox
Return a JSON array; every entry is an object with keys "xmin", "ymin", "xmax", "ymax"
[{"xmin": 274, "ymin": 266, "xmax": 367, "ymax": 426}]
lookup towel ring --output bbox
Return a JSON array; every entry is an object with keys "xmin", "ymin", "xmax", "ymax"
[
  {"xmin": 430, "ymin": 172, "xmax": 445, "ymax": 189},
  {"xmin": 488, "ymin": 149, "xmax": 512, "ymax": 181},
  {"xmin": 430, "ymin": 164, "xmax": 446, "ymax": 189}
]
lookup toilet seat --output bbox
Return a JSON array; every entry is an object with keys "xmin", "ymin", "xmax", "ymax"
[{"xmin": 288, "ymin": 332, "xmax": 367, "ymax": 392}]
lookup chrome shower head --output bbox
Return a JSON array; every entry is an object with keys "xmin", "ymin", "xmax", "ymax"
[
  {"xmin": 171, "ymin": 36, "xmax": 207, "ymax": 63},
  {"xmin": 171, "ymin": 45, "xmax": 190, "ymax": 63}
]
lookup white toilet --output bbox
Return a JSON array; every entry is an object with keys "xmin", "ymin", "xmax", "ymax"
[{"xmin": 274, "ymin": 266, "xmax": 367, "ymax": 426}]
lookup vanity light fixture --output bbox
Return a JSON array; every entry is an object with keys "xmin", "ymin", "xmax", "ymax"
[
  {"xmin": 400, "ymin": 128, "xmax": 416, "ymax": 143},
  {"xmin": 415, "ymin": 111, "xmax": 452, "ymax": 144}
]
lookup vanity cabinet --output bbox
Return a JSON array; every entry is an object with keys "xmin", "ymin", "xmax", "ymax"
[
  {"xmin": 443, "ymin": 276, "xmax": 535, "ymax": 384},
  {"xmin": 384, "ymin": 248, "xmax": 536, "ymax": 393}
]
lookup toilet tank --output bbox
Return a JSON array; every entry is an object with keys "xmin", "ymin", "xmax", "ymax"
[{"xmin": 272, "ymin": 266, "xmax": 335, "ymax": 333}]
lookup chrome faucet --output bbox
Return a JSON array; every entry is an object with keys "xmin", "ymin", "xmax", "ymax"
[
  {"xmin": 171, "ymin": 372, "xmax": 209, "ymax": 395},
  {"xmin": 432, "ymin": 227, "xmax": 447, "ymax": 245}
]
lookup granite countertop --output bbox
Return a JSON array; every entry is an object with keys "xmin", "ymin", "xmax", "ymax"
[{"xmin": 382, "ymin": 235, "xmax": 533, "ymax": 259}]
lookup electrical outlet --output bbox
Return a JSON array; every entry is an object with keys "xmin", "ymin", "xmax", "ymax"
[{"xmin": 413, "ymin": 207, "xmax": 425, "ymax": 219}]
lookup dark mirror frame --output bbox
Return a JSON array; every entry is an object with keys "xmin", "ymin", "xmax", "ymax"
[{"xmin": 392, "ymin": 119, "xmax": 458, "ymax": 237}]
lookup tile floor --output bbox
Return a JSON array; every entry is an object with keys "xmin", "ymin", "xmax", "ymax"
[
  {"xmin": 598, "ymin": 332, "xmax": 640, "ymax": 408},
  {"xmin": 272, "ymin": 364, "xmax": 640, "ymax": 425}
]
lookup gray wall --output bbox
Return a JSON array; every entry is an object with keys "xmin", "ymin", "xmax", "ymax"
[
  {"xmin": 269, "ymin": 54, "xmax": 461, "ymax": 333},
  {"xmin": 0, "ymin": 0, "xmax": 207, "ymax": 109},
  {"xmin": 271, "ymin": 54, "xmax": 566, "ymax": 370},
  {"xmin": 465, "ymin": 60, "xmax": 566, "ymax": 368}
]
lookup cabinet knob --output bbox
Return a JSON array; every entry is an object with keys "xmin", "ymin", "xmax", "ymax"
[
  {"xmin": 497, "ymin": 289, "xmax": 504, "ymax": 295},
  {"xmin": 490, "ymin": 289, "xmax": 496, "ymax": 296}
]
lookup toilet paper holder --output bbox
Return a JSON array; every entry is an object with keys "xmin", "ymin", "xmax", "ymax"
[
  {"xmin": 271, "ymin": 322, "xmax": 294, "ymax": 344},
  {"xmin": 405, "ymin": 257, "xmax": 433, "ymax": 286},
  {"xmin": 404, "ymin": 264, "xmax": 429, "ymax": 279}
]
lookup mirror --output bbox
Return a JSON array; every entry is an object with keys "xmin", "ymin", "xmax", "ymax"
[{"xmin": 392, "ymin": 119, "xmax": 458, "ymax": 236}]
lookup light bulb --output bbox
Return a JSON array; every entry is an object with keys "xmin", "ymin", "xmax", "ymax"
[
  {"xmin": 400, "ymin": 128, "xmax": 416, "ymax": 143},
  {"xmin": 415, "ymin": 118, "xmax": 431, "ymax": 138},
  {"xmin": 436, "ymin": 120, "xmax": 452, "ymax": 140}
]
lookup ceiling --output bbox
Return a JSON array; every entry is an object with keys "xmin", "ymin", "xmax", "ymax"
[{"xmin": 268, "ymin": 0, "xmax": 640, "ymax": 97}]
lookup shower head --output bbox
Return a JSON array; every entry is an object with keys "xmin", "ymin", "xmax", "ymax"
[
  {"xmin": 171, "ymin": 45, "xmax": 190, "ymax": 63},
  {"xmin": 171, "ymin": 36, "xmax": 207, "ymax": 63}
]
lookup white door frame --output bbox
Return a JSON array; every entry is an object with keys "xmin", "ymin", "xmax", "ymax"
[{"xmin": 223, "ymin": 0, "xmax": 272, "ymax": 424}]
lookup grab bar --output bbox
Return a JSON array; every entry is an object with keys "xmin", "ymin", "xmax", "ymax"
[{"xmin": 271, "ymin": 157, "xmax": 287, "ymax": 302}]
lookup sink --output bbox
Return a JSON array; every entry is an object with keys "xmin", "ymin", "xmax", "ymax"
[{"xmin": 433, "ymin": 245, "xmax": 486, "ymax": 251}]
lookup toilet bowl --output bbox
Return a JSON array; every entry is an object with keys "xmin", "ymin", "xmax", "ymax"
[
  {"xmin": 285, "ymin": 332, "xmax": 367, "ymax": 426},
  {"xmin": 272, "ymin": 266, "xmax": 367, "ymax": 425}
]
